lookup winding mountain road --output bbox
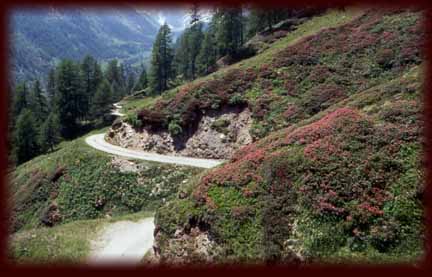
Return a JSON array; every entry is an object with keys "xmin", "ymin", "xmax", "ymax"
[
  {"xmin": 110, "ymin": 103, "xmax": 125, "ymax": 117},
  {"xmin": 88, "ymin": 218, "xmax": 155, "ymax": 265},
  {"xmin": 85, "ymin": 134, "xmax": 224, "ymax": 168},
  {"xmin": 85, "ymin": 103, "xmax": 223, "ymax": 264}
]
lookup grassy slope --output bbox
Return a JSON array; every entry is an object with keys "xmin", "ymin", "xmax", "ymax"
[
  {"xmin": 126, "ymin": 8, "xmax": 422, "ymax": 145},
  {"xmin": 153, "ymin": 9, "xmax": 425, "ymax": 264},
  {"xmin": 9, "ymin": 128, "xmax": 201, "ymax": 233},
  {"xmin": 9, "ymin": 211, "xmax": 154, "ymax": 264},
  {"xmin": 118, "ymin": 8, "xmax": 360, "ymax": 119}
]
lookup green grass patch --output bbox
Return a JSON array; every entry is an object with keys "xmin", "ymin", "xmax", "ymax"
[{"xmin": 9, "ymin": 211, "xmax": 154, "ymax": 264}]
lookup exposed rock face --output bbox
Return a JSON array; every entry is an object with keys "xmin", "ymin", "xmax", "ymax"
[
  {"xmin": 107, "ymin": 107, "xmax": 253, "ymax": 159},
  {"xmin": 153, "ymin": 227, "xmax": 220, "ymax": 265}
]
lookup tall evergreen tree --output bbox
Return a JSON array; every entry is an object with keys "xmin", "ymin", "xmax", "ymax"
[
  {"xmin": 55, "ymin": 59, "xmax": 83, "ymax": 139},
  {"xmin": 126, "ymin": 72, "xmax": 136, "ymax": 95},
  {"xmin": 39, "ymin": 112, "xmax": 61, "ymax": 152},
  {"xmin": 93, "ymin": 60, "xmax": 103, "ymax": 89},
  {"xmin": 197, "ymin": 27, "xmax": 217, "ymax": 76},
  {"xmin": 91, "ymin": 79, "xmax": 113, "ymax": 121},
  {"xmin": 119, "ymin": 63, "xmax": 126, "ymax": 89},
  {"xmin": 173, "ymin": 22, "xmax": 203, "ymax": 80},
  {"xmin": 13, "ymin": 82, "xmax": 28, "ymax": 119},
  {"xmin": 47, "ymin": 68, "xmax": 57, "ymax": 107},
  {"xmin": 106, "ymin": 59, "xmax": 120, "ymax": 85},
  {"xmin": 135, "ymin": 68, "xmax": 148, "ymax": 92},
  {"xmin": 149, "ymin": 23, "xmax": 174, "ymax": 94},
  {"xmin": 29, "ymin": 80, "xmax": 48, "ymax": 124},
  {"xmin": 14, "ymin": 109, "xmax": 39, "ymax": 164},
  {"xmin": 246, "ymin": 8, "xmax": 296, "ymax": 39},
  {"xmin": 215, "ymin": 7, "xmax": 244, "ymax": 58},
  {"xmin": 187, "ymin": 22, "xmax": 204, "ymax": 79},
  {"xmin": 80, "ymin": 55, "xmax": 96, "ymax": 119},
  {"xmin": 174, "ymin": 33, "xmax": 189, "ymax": 79}
]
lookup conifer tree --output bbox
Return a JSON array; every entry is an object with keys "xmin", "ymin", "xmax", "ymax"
[
  {"xmin": 126, "ymin": 72, "xmax": 136, "ymax": 95},
  {"xmin": 215, "ymin": 7, "xmax": 244, "ymax": 58},
  {"xmin": 197, "ymin": 27, "xmax": 217, "ymax": 76},
  {"xmin": 29, "ymin": 80, "xmax": 48, "ymax": 124},
  {"xmin": 80, "ymin": 55, "xmax": 97, "ymax": 119},
  {"xmin": 47, "ymin": 68, "xmax": 57, "ymax": 107},
  {"xmin": 39, "ymin": 112, "xmax": 61, "ymax": 152},
  {"xmin": 13, "ymin": 82, "xmax": 28, "ymax": 119},
  {"xmin": 187, "ymin": 22, "xmax": 204, "ymax": 79},
  {"xmin": 106, "ymin": 59, "xmax": 122, "ymax": 87},
  {"xmin": 91, "ymin": 79, "xmax": 113, "ymax": 121},
  {"xmin": 149, "ymin": 23, "xmax": 174, "ymax": 94},
  {"xmin": 174, "ymin": 33, "xmax": 189, "ymax": 79},
  {"xmin": 135, "ymin": 68, "xmax": 148, "ymax": 92},
  {"xmin": 55, "ymin": 59, "xmax": 83, "ymax": 139},
  {"xmin": 14, "ymin": 109, "xmax": 39, "ymax": 164}
]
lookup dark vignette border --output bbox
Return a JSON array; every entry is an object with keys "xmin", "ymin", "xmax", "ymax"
[{"xmin": 0, "ymin": 0, "xmax": 431, "ymax": 275}]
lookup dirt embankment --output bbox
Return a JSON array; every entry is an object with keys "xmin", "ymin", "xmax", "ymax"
[{"xmin": 107, "ymin": 106, "xmax": 252, "ymax": 159}]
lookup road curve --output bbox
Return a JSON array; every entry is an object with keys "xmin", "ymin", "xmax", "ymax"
[
  {"xmin": 88, "ymin": 217, "xmax": 155, "ymax": 265},
  {"xmin": 111, "ymin": 103, "xmax": 125, "ymax": 117},
  {"xmin": 85, "ymin": 133, "xmax": 224, "ymax": 168}
]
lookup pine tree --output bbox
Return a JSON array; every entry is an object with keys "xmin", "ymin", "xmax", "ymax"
[
  {"xmin": 126, "ymin": 72, "xmax": 136, "ymax": 95},
  {"xmin": 13, "ymin": 82, "xmax": 28, "ymax": 119},
  {"xmin": 80, "ymin": 55, "xmax": 96, "ymax": 119},
  {"xmin": 135, "ymin": 68, "xmax": 148, "ymax": 92},
  {"xmin": 174, "ymin": 33, "xmax": 189, "ymax": 79},
  {"xmin": 111, "ymin": 80, "xmax": 123, "ymax": 102},
  {"xmin": 149, "ymin": 23, "xmax": 174, "ymax": 94},
  {"xmin": 14, "ymin": 109, "xmax": 39, "ymax": 164},
  {"xmin": 197, "ymin": 27, "xmax": 217, "ymax": 76},
  {"xmin": 91, "ymin": 79, "xmax": 113, "ymax": 121},
  {"xmin": 28, "ymin": 80, "xmax": 48, "ymax": 124},
  {"xmin": 246, "ymin": 8, "xmax": 295, "ymax": 38},
  {"xmin": 215, "ymin": 7, "xmax": 244, "ymax": 58},
  {"xmin": 47, "ymin": 68, "xmax": 57, "ymax": 107},
  {"xmin": 188, "ymin": 22, "xmax": 204, "ymax": 79},
  {"xmin": 173, "ymin": 22, "xmax": 204, "ymax": 80},
  {"xmin": 106, "ymin": 59, "xmax": 120, "ymax": 85},
  {"xmin": 55, "ymin": 59, "xmax": 83, "ymax": 139},
  {"xmin": 39, "ymin": 112, "xmax": 61, "ymax": 152},
  {"xmin": 119, "ymin": 63, "xmax": 126, "ymax": 89},
  {"xmin": 93, "ymin": 60, "xmax": 103, "ymax": 89}
]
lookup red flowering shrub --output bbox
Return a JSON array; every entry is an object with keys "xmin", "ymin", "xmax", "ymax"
[
  {"xmin": 379, "ymin": 100, "xmax": 421, "ymax": 125},
  {"xmin": 137, "ymin": 109, "xmax": 167, "ymax": 129},
  {"xmin": 150, "ymin": 10, "xmax": 424, "ymax": 262},
  {"xmin": 284, "ymin": 108, "xmax": 366, "ymax": 145},
  {"xmin": 282, "ymin": 103, "xmax": 301, "ymax": 120},
  {"xmin": 301, "ymin": 84, "xmax": 347, "ymax": 115},
  {"xmin": 376, "ymin": 48, "xmax": 395, "ymax": 68}
]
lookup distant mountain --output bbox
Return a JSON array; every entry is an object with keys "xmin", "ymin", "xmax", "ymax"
[
  {"xmin": 138, "ymin": 7, "xmax": 213, "ymax": 39},
  {"xmin": 9, "ymin": 7, "xmax": 160, "ymax": 83}
]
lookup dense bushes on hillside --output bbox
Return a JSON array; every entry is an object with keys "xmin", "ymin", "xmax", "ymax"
[
  {"xmin": 153, "ymin": 9, "xmax": 425, "ymax": 264},
  {"xmin": 9, "ymin": 136, "xmax": 200, "ymax": 233},
  {"xmin": 134, "ymin": 9, "xmax": 422, "ymax": 140}
]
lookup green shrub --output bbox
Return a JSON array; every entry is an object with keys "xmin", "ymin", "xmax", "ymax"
[
  {"xmin": 229, "ymin": 94, "xmax": 245, "ymax": 105},
  {"xmin": 211, "ymin": 119, "xmax": 230, "ymax": 135},
  {"xmin": 125, "ymin": 113, "xmax": 142, "ymax": 129},
  {"xmin": 168, "ymin": 120, "xmax": 183, "ymax": 136}
]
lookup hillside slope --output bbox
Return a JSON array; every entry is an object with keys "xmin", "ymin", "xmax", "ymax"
[
  {"xmin": 8, "ymin": 130, "xmax": 201, "ymax": 234},
  {"xmin": 143, "ymin": 8, "xmax": 426, "ymax": 264},
  {"xmin": 109, "ymin": 8, "xmax": 422, "ymax": 160},
  {"xmin": 9, "ymin": 7, "xmax": 159, "ymax": 82}
]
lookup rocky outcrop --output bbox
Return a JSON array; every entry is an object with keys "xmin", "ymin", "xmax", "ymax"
[
  {"xmin": 153, "ymin": 226, "xmax": 220, "ymax": 265},
  {"xmin": 107, "ymin": 107, "xmax": 253, "ymax": 159}
]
